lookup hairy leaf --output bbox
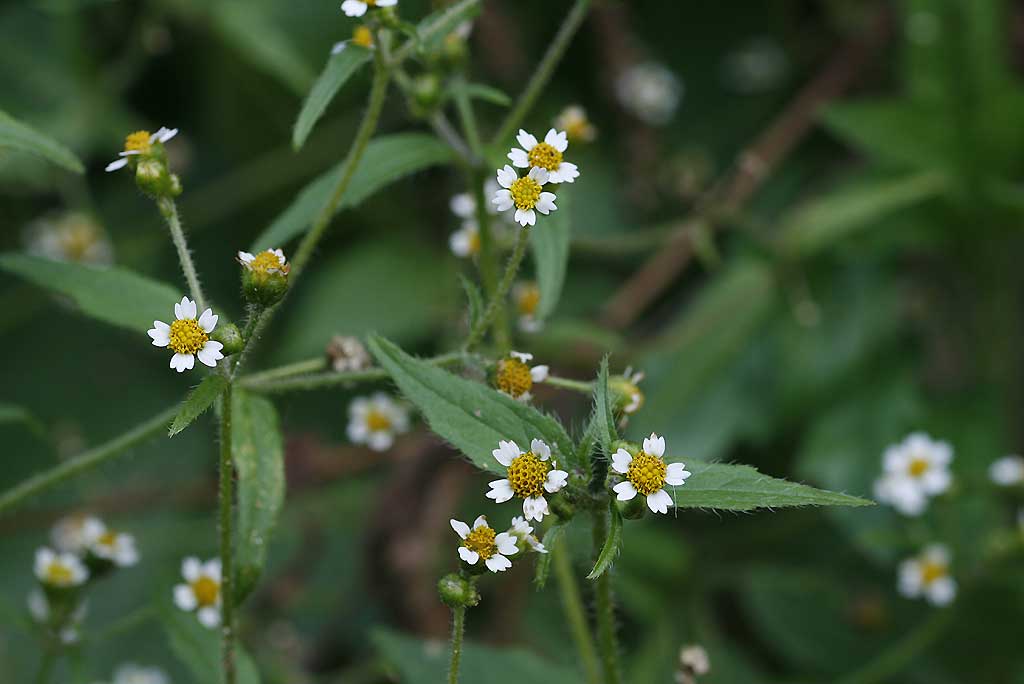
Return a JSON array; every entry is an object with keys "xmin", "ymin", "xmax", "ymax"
[
  {"xmin": 292, "ymin": 44, "xmax": 372, "ymax": 150},
  {"xmin": 162, "ymin": 606, "xmax": 261, "ymax": 684},
  {"xmin": 0, "ymin": 109, "xmax": 83, "ymax": 173},
  {"xmin": 458, "ymin": 273, "xmax": 484, "ymax": 331},
  {"xmin": 587, "ymin": 501, "xmax": 622, "ymax": 579},
  {"xmin": 529, "ymin": 190, "xmax": 570, "ymax": 319},
  {"xmin": 168, "ymin": 375, "xmax": 228, "ymax": 437},
  {"xmin": 589, "ymin": 355, "xmax": 617, "ymax": 457},
  {"xmin": 533, "ymin": 523, "xmax": 565, "ymax": 588}
]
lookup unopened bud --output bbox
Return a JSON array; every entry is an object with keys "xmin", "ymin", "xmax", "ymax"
[
  {"xmin": 135, "ymin": 159, "xmax": 180, "ymax": 198},
  {"xmin": 211, "ymin": 322, "xmax": 243, "ymax": 355},
  {"xmin": 616, "ymin": 494, "xmax": 646, "ymax": 520},
  {"xmin": 548, "ymin": 492, "xmax": 576, "ymax": 522},
  {"xmin": 239, "ymin": 249, "xmax": 290, "ymax": 307},
  {"xmin": 409, "ymin": 74, "xmax": 442, "ymax": 117},
  {"xmin": 438, "ymin": 573, "xmax": 479, "ymax": 608}
]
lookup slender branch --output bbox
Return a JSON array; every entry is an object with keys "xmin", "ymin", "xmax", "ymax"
[
  {"xmin": 592, "ymin": 508, "xmax": 622, "ymax": 684},
  {"xmin": 452, "ymin": 76, "xmax": 482, "ymax": 157},
  {"xmin": 552, "ymin": 537, "xmax": 602, "ymax": 684},
  {"xmin": 447, "ymin": 605, "xmax": 466, "ymax": 684},
  {"xmin": 431, "ymin": 112, "xmax": 473, "ymax": 165},
  {"xmin": 545, "ymin": 375, "xmax": 593, "ymax": 394},
  {"xmin": 218, "ymin": 382, "xmax": 236, "ymax": 684},
  {"xmin": 464, "ymin": 228, "xmax": 530, "ymax": 351},
  {"xmin": 468, "ymin": 166, "xmax": 509, "ymax": 348},
  {"xmin": 241, "ymin": 357, "xmax": 327, "ymax": 386},
  {"xmin": 157, "ymin": 197, "xmax": 207, "ymax": 311},
  {"xmin": 492, "ymin": 0, "xmax": 593, "ymax": 145},
  {"xmin": 239, "ymin": 352, "xmax": 465, "ymax": 394},
  {"xmin": 0, "ymin": 405, "xmax": 176, "ymax": 516},
  {"xmin": 835, "ymin": 608, "xmax": 952, "ymax": 684}
]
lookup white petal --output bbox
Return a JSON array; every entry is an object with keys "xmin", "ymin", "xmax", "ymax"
[
  {"xmin": 493, "ymin": 440, "xmax": 518, "ymax": 466},
  {"xmin": 530, "ymin": 365, "xmax": 549, "ymax": 382},
  {"xmin": 197, "ymin": 341, "xmax": 224, "ymax": 367},
  {"xmin": 182, "ymin": 557, "xmax": 201, "ymax": 582},
  {"xmin": 611, "ymin": 449, "xmax": 633, "ymax": 474},
  {"xmin": 535, "ymin": 193, "xmax": 557, "ymax": 214},
  {"xmin": 174, "ymin": 585, "xmax": 198, "ymax": 611},
  {"xmin": 647, "ymin": 489, "xmax": 672, "ymax": 514},
  {"xmin": 927, "ymin": 577, "xmax": 956, "ymax": 606},
  {"xmin": 516, "ymin": 129, "xmax": 538, "ymax": 150},
  {"xmin": 472, "ymin": 515, "xmax": 488, "ymax": 529},
  {"xmin": 551, "ymin": 161, "xmax": 579, "ymax": 183},
  {"xmin": 158, "ymin": 127, "xmax": 178, "ymax": 143},
  {"xmin": 204, "ymin": 558, "xmax": 222, "ymax": 581},
  {"xmin": 197, "ymin": 606, "xmax": 221, "ymax": 628},
  {"xmin": 450, "ymin": 193, "xmax": 475, "ymax": 218},
  {"xmin": 377, "ymin": 0, "xmax": 397, "ymax": 5},
  {"xmin": 487, "ymin": 479, "xmax": 514, "ymax": 503},
  {"xmin": 515, "ymin": 208, "xmax": 535, "ymax": 226},
  {"xmin": 544, "ymin": 469, "xmax": 568, "ymax": 493},
  {"xmin": 198, "ymin": 309, "xmax": 218, "ymax": 333},
  {"xmin": 495, "ymin": 532, "xmax": 518, "ymax": 555},
  {"xmin": 450, "ymin": 519, "xmax": 471, "ymax": 539},
  {"xmin": 148, "ymin": 325, "xmax": 170, "ymax": 347},
  {"xmin": 545, "ymin": 128, "xmax": 568, "ymax": 151},
  {"xmin": 613, "ymin": 481, "xmax": 637, "ymax": 501},
  {"xmin": 528, "ymin": 167, "xmax": 550, "ymax": 184},
  {"xmin": 485, "ymin": 554, "xmax": 512, "ymax": 573},
  {"xmin": 508, "ymin": 148, "xmax": 530, "ymax": 168},
  {"xmin": 496, "ymin": 165, "xmax": 518, "ymax": 189},
  {"xmin": 341, "ymin": 0, "xmax": 367, "ymax": 16},
  {"xmin": 643, "ymin": 433, "xmax": 666, "ymax": 458},
  {"xmin": 458, "ymin": 547, "xmax": 479, "ymax": 564},
  {"xmin": 105, "ymin": 158, "xmax": 128, "ymax": 172},
  {"xmin": 493, "ymin": 189, "xmax": 514, "ymax": 211},
  {"xmin": 522, "ymin": 496, "xmax": 548, "ymax": 522},
  {"xmin": 510, "ymin": 350, "xmax": 533, "ymax": 362},
  {"xmin": 665, "ymin": 462, "xmax": 691, "ymax": 486},
  {"xmin": 530, "ymin": 439, "xmax": 551, "ymax": 460},
  {"xmin": 367, "ymin": 431, "xmax": 394, "ymax": 451},
  {"xmin": 182, "ymin": 297, "xmax": 198, "ymax": 320},
  {"xmin": 170, "ymin": 353, "xmax": 194, "ymax": 372}
]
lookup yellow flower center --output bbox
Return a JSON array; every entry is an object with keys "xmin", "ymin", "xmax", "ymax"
[
  {"xmin": 495, "ymin": 358, "xmax": 533, "ymax": 398},
  {"xmin": 365, "ymin": 409, "xmax": 392, "ymax": 432},
  {"xmin": 124, "ymin": 130, "xmax": 152, "ymax": 154},
  {"xmin": 462, "ymin": 525, "xmax": 497, "ymax": 560},
  {"xmin": 516, "ymin": 283, "xmax": 541, "ymax": 316},
  {"xmin": 510, "ymin": 176, "xmax": 543, "ymax": 211},
  {"xmin": 250, "ymin": 250, "xmax": 287, "ymax": 275},
  {"xmin": 527, "ymin": 142, "xmax": 563, "ymax": 172},
  {"xmin": 564, "ymin": 118, "xmax": 593, "ymax": 143},
  {"xmin": 627, "ymin": 451, "xmax": 667, "ymax": 496},
  {"xmin": 467, "ymin": 230, "xmax": 481, "ymax": 255},
  {"xmin": 45, "ymin": 563, "xmax": 74, "ymax": 586},
  {"xmin": 60, "ymin": 221, "xmax": 101, "ymax": 261},
  {"xmin": 920, "ymin": 560, "xmax": 947, "ymax": 585},
  {"xmin": 191, "ymin": 576, "xmax": 220, "ymax": 607},
  {"xmin": 169, "ymin": 318, "xmax": 208, "ymax": 356},
  {"xmin": 507, "ymin": 451, "xmax": 550, "ymax": 499},
  {"xmin": 365, "ymin": 0, "xmax": 377, "ymax": 5},
  {"xmin": 908, "ymin": 457, "xmax": 929, "ymax": 477},
  {"xmin": 353, "ymin": 25, "xmax": 374, "ymax": 48},
  {"xmin": 97, "ymin": 531, "xmax": 117, "ymax": 548}
]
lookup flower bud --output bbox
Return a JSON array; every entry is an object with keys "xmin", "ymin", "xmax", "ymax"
[
  {"xmin": 609, "ymin": 369, "xmax": 645, "ymax": 417},
  {"xmin": 438, "ymin": 573, "xmax": 479, "ymax": 608},
  {"xmin": 548, "ymin": 492, "xmax": 576, "ymax": 522},
  {"xmin": 616, "ymin": 494, "xmax": 646, "ymax": 520},
  {"xmin": 134, "ymin": 159, "xmax": 180, "ymax": 198},
  {"xmin": 239, "ymin": 249, "xmax": 290, "ymax": 307},
  {"xmin": 409, "ymin": 74, "xmax": 442, "ymax": 118},
  {"xmin": 210, "ymin": 322, "xmax": 244, "ymax": 355}
]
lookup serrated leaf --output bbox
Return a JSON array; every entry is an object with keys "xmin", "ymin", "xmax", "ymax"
[
  {"xmin": 533, "ymin": 523, "xmax": 565, "ymax": 588},
  {"xmin": 587, "ymin": 501, "xmax": 622, "ymax": 580},
  {"xmin": 168, "ymin": 375, "xmax": 228, "ymax": 437},
  {"xmin": 529, "ymin": 190, "xmax": 570, "ymax": 319},
  {"xmin": 458, "ymin": 273, "xmax": 484, "ymax": 331},
  {"xmin": 292, "ymin": 44, "xmax": 372, "ymax": 150},
  {"xmin": 0, "ymin": 109, "xmax": 83, "ymax": 173},
  {"xmin": 367, "ymin": 336, "xmax": 573, "ymax": 472},
  {"xmin": 232, "ymin": 390, "xmax": 285, "ymax": 604},
  {"xmin": 822, "ymin": 101, "xmax": 951, "ymax": 170},
  {"xmin": 162, "ymin": 606, "xmax": 261, "ymax": 684},
  {"xmin": 253, "ymin": 133, "xmax": 453, "ymax": 249},
  {"xmin": 589, "ymin": 355, "xmax": 617, "ymax": 457},
  {"xmin": 0, "ymin": 253, "xmax": 180, "ymax": 332},
  {"xmin": 672, "ymin": 459, "xmax": 872, "ymax": 511}
]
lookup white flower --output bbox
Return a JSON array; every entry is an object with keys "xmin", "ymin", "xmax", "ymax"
[
  {"xmin": 237, "ymin": 248, "xmax": 289, "ymax": 274},
  {"xmin": 24, "ymin": 212, "xmax": 114, "ymax": 265},
  {"xmin": 27, "ymin": 590, "xmax": 86, "ymax": 644},
  {"xmin": 450, "ymin": 515, "xmax": 518, "ymax": 572},
  {"xmin": 989, "ymin": 455, "xmax": 1024, "ymax": 486},
  {"xmin": 486, "ymin": 439, "xmax": 568, "ymax": 522},
  {"xmin": 873, "ymin": 432, "xmax": 953, "ymax": 516},
  {"xmin": 612, "ymin": 367, "xmax": 645, "ymax": 415},
  {"xmin": 507, "ymin": 516, "xmax": 547, "ymax": 554},
  {"xmin": 326, "ymin": 335, "xmax": 371, "ymax": 372},
  {"xmin": 105, "ymin": 127, "xmax": 177, "ymax": 172},
  {"xmin": 34, "ymin": 547, "xmax": 88, "ymax": 588},
  {"xmin": 52, "ymin": 514, "xmax": 106, "ymax": 554},
  {"xmin": 898, "ymin": 544, "xmax": 956, "ymax": 606},
  {"xmin": 615, "ymin": 62, "xmax": 682, "ymax": 125},
  {"xmin": 873, "ymin": 474, "xmax": 927, "ymax": 516},
  {"xmin": 449, "ymin": 221, "xmax": 481, "ymax": 258},
  {"xmin": 720, "ymin": 37, "xmax": 788, "ymax": 94},
  {"xmin": 611, "ymin": 433, "xmax": 691, "ymax": 514},
  {"xmin": 341, "ymin": 0, "xmax": 396, "ymax": 18},
  {"xmin": 492, "ymin": 165, "xmax": 557, "ymax": 227},
  {"xmin": 347, "ymin": 393, "xmax": 410, "ymax": 451},
  {"xmin": 451, "ymin": 180, "xmax": 503, "ymax": 220},
  {"xmin": 173, "ymin": 557, "xmax": 222, "ymax": 629},
  {"xmin": 553, "ymin": 105, "xmax": 596, "ymax": 143},
  {"xmin": 507, "ymin": 128, "xmax": 580, "ymax": 184},
  {"xmin": 513, "ymin": 281, "xmax": 543, "ymax": 332},
  {"xmin": 148, "ymin": 296, "xmax": 224, "ymax": 372},
  {"xmin": 104, "ymin": 664, "xmax": 170, "ymax": 684},
  {"xmin": 89, "ymin": 528, "xmax": 140, "ymax": 568},
  {"xmin": 493, "ymin": 351, "xmax": 548, "ymax": 401},
  {"xmin": 678, "ymin": 645, "xmax": 711, "ymax": 676}
]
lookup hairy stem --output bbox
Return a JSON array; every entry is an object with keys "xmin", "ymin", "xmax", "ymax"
[
  {"xmin": 239, "ymin": 352, "xmax": 465, "ymax": 394},
  {"xmin": 552, "ymin": 537, "xmax": 602, "ymax": 684},
  {"xmin": 157, "ymin": 197, "xmax": 207, "ymax": 311},
  {"xmin": 219, "ymin": 382, "xmax": 236, "ymax": 684},
  {"xmin": 448, "ymin": 605, "xmax": 466, "ymax": 684},
  {"xmin": 592, "ymin": 508, "xmax": 622, "ymax": 684},
  {"xmin": 464, "ymin": 228, "xmax": 529, "ymax": 351}
]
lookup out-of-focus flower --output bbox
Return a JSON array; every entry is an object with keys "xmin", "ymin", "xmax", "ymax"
[
  {"xmin": 326, "ymin": 335, "xmax": 371, "ymax": 372},
  {"xmin": 989, "ymin": 455, "xmax": 1024, "ymax": 486},
  {"xmin": 720, "ymin": 37, "xmax": 788, "ymax": 94},
  {"xmin": 341, "ymin": 0, "xmax": 396, "ymax": 18},
  {"xmin": 148, "ymin": 296, "xmax": 224, "ymax": 373},
  {"xmin": 609, "ymin": 367, "xmax": 645, "ymax": 416},
  {"xmin": 450, "ymin": 515, "xmax": 517, "ymax": 573},
  {"xmin": 513, "ymin": 281, "xmax": 542, "ymax": 332},
  {"xmin": 493, "ymin": 351, "xmax": 548, "ymax": 401},
  {"xmin": 173, "ymin": 557, "xmax": 222, "ymax": 628},
  {"xmin": 611, "ymin": 434, "xmax": 690, "ymax": 514},
  {"xmin": 507, "ymin": 516, "xmax": 546, "ymax": 554},
  {"xmin": 449, "ymin": 221, "xmax": 481, "ymax": 258},
  {"xmin": 507, "ymin": 129, "xmax": 579, "ymax": 184},
  {"xmin": 35, "ymin": 548, "xmax": 88, "ymax": 588},
  {"xmin": 486, "ymin": 439, "xmax": 568, "ymax": 522},
  {"xmin": 615, "ymin": 62, "xmax": 682, "ymax": 125},
  {"xmin": 52, "ymin": 515, "xmax": 105, "ymax": 555},
  {"xmin": 554, "ymin": 105, "xmax": 596, "ymax": 144},
  {"xmin": 347, "ymin": 393, "xmax": 410, "ymax": 451},
  {"xmin": 898, "ymin": 544, "xmax": 956, "ymax": 606},
  {"xmin": 98, "ymin": 664, "xmax": 171, "ymax": 684},
  {"xmin": 89, "ymin": 527, "xmax": 140, "ymax": 568},
  {"xmin": 873, "ymin": 433, "xmax": 953, "ymax": 516},
  {"xmin": 27, "ymin": 590, "xmax": 86, "ymax": 644},
  {"xmin": 678, "ymin": 644, "xmax": 711, "ymax": 676},
  {"xmin": 24, "ymin": 212, "xmax": 113, "ymax": 265},
  {"xmin": 492, "ymin": 165, "xmax": 557, "ymax": 227}
]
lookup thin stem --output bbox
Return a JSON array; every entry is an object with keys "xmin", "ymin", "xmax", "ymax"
[
  {"xmin": 835, "ymin": 609, "xmax": 953, "ymax": 684},
  {"xmin": 218, "ymin": 382, "xmax": 236, "ymax": 684},
  {"xmin": 34, "ymin": 647, "xmax": 56, "ymax": 684},
  {"xmin": 452, "ymin": 76, "xmax": 482, "ymax": 157},
  {"xmin": 448, "ymin": 605, "xmax": 466, "ymax": 684},
  {"xmin": 241, "ymin": 357, "xmax": 327, "ymax": 385},
  {"xmin": 431, "ymin": 112, "xmax": 473, "ymax": 165},
  {"xmin": 0, "ymin": 405, "xmax": 177, "ymax": 516},
  {"xmin": 492, "ymin": 0, "xmax": 592, "ymax": 145},
  {"xmin": 157, "ymin": 197, "xmax": 207, "ymax": 311},
  {"xmin": 464, "ymin": 228, "xmax": 529, "ymax": 351},
  {"xmin": 545, "ymin": 376, "xmax": 593, "ymax": 394},
  {"xmin": 592, "ymin": 508, "xmax": 622, "ymax": 684},
  {"xmin": 552, "ymin": 537, "xmax": 602, "ymax": 684},
  {"xmin": 239, "ymin": 353, "xmax": 465, "ymax": 394}
]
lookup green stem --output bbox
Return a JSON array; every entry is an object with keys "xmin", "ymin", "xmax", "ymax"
[
  {"xmin": 34, "ymin": 647, "xmax": 56, "ymax": 684},
  {"xmin": 239, "ymin": 352, "xmax": 465, "ymax": 394},
  {"xmin": 835, "ymin": 609, "xmax": 953, "ymax": 684},
  {"xmin": 156, "ymin": 197, "xmax": 207, "ymax": 311},
  {"xmin": 545, "ymin": 376, "xmax": 593, "ymax": 394},
  {"xmin": 241, "ymin": 357, "xmax": 327, "ymax": 385},
  {"xmin": 448, "ymin": 605, "xmax": 466, "ymax": 684},
  {"xmin": 452, "ymin": 76, "xmax": 482, "ymax": 157},
  {"xmin": 492, "ymin": 0, "xmax": 593, "ymax": 145},
  {"xmin": 464, "ymin": 228, "xmax": 529, "ymax": 351},
  {"xmin": 0, "ymin": 405, "xmax": 177, "ymax": 516},
  {"xmin": 592, "ymin": 508, "xmax": 622, "ymax": 684},
  {"xmin": 219, "ymin": 382, "xmax": 236, "ymax": 684},
  {"xmin": 552, "ymin": 537, "xmax": 602, "ymax": 684}
]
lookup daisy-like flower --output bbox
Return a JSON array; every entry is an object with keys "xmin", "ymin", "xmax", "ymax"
[
  {"xmin": 487, "ymin": 439, "xmax": 568, "ymax": 522},
  {"xmin": 450, "ymin": 515, "xmax": 518, "ymax": 572},
  {"xmin": 493, "ymin": 351, "xmax": 548, "ymax": 401},
  {"xmin": 88, "ymin": 526, "xmax": 140, "ymax": 568},
  {"xmin": 103, "ymin": 664, "xmax": 170, "ymax": 684},
  {"xmin": 554, "ymin": 105, "xmax": 597, "ymax": 144},
  {"xmin": 615, "ymin": 62, "xmax": 682, "ymax": 125},
  {"xmin": 507, "ymin": 516, "xmax": 547, "ymax": 554},
  {"xmin": 105, "ymin": 127, "xmax": 177, "ymax": 172},
  {"xmin": 449, "ymin": 221, "xmax": 481, "ymax": 258},
  {"xmin": 148, "ymin": 296, "xmax": 224, "ymax": 373},
  {"xmin": 34, "ymin": 548, "xmax": 88, "ymax": 588},
  {"xmin": 513, "ymin": 281, "xmax": 542, "ymax": 332},
  {"xmin": 341, "ymin": 0, "xmax": 396, "ymax": 18},
  {"xmin": 898, "ymin": 544, "xmax": 956, "ymax": 606},
  {"xmin": 493, "ymin": 165, "xmax": 557, "ymax": 227},
  {"xmin": 27, "ymin": 590, "xmax": 86, "ymax": 644},
  {"xmin": 989, "ymin": 454, "xmax": 1024, "ymax": 486},
  {"xmin": 347, "ymin": 393, "xmax": 410, "ymax": 451},
  {"xmin": 508, "ymin": 129, "xmax": 579, "ymax": 184},
  {"xmin": 611, "ymin": 434, "xmax": 691, "ymax": 514},
  {"xmin": 52, "ymin": 514, "xmax": 105, "ymax": 554},
  {"xmin": 25, "ymin": 212, "xmax": 114, "ymax": 265},
  {"xmin": 173, "ymin": 557, "xmax": 222, "ymax": 628},
  {"xmin": 237, "ymin": 248, "xmax": 289, "ymax": 275},
  {"xmin": 873, "ymin": 432, "xmax": 953, "ymax": 516}
]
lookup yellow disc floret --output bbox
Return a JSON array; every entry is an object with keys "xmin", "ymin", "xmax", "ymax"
[
  {"xmin": 527, "ymin": 142, "xmax": 563, "ymax": 172},
  {"xmin": 506, "ymin": 451, "xmax": 550, "ymax": 499},
  {"xmin": 365, "ymin": 409, "xmax": 392, "ymax": 431},
  {"xmin": 495, "ymin": 357, "xmax": 533, "ymax": 398},
  {"xmin": 353, "ymin": 25, "xmax": 374, "ymax": 48},
  {"xmin": 462, "ymin": 525, "xmax": 497, "ymax": 560},
  {"xmin": 250, "ymin": 250, "xmax": 288, "ymax": 275},
  {"xmin": 516, "ymin": 283, "xmax": 541, "ymax": 316},
  {"xmin": 124, "ymin": 130, "xmax": 152, "ymax": 154},
  {"xmin": 920, "ymin": 560, "xmax": 947, "ymax": 584},
  {"xmin": 97, "ymin": 531, "xmax": 117, "ymax": 549},
  {"xmin": 908, "ymin": 457, "xmax": 929, "ymax": 477},
  {"xmin": 627, "ymin": 450, "xmax": 668, "ymax": 496},
  {"xmin": 45, "ymin": 563, "xmax": 74, "ymax": 586},
  {"xmin": 168, "ymin": 318, "xmax": 208, "ymax": 356},
  {"xmin": 191, "ymin": 576, "xmax": 220, "ymax": 607},
  {"xmin": 510, "ymin": 176, "xmax": 542, "ymax": 210}
]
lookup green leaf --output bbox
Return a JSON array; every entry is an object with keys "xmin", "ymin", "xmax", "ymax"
[
  {"xmin": 373, "ymin": 629, "xmax": 583, "ymax": 684},
  {"xmin": 587, "ymin": 501, "xmax": 622, "ymax": 580},
  {"xmin": 168, "ymin": 375, "xmax": 228, "ymax": 437},
  {"xmin": 0, "ymin": 253, "xmax": 180, "ymax": 332},
  {"xmin": 367, "ymin": 336, "xmax": 573, "ymax": 473},
  {"xmin": 162, "ymin": 606, "xmax": 261, "ymax": 684},
  {"xmin": 0, "ymin": 403, "xmax": 44, "ymax": 437},
  {"xmin": 232, "ymin": 390, "xmax": 285, "ymax": 603},
  {"xmin": 0, "ymin": 109, "xmax": 83, "ymax": 173},
  {"xmin": 292, "ymin": 44, "xmax": 372, "ymax": 150},
  {"xmin": 672, "ymin": 459, "xmax": 872, "ymax": 511},
  {"xmin": 822, "ymin": 101, "xmax": 951, "ymax": 170},
  {"xmin": 252, "ymin": 133, "xmax": 453, "ymax": 249},
  {"xmin": 458, "ymin": 273, "xmax": 484, "ymax": 331},
  {"xmin": 404, "ymin": 0, "xmax": 482, "ymax": 55},
  {"xmin": 533, "ymin": 523, "xmax": 565, "ymax": 588},
  {"xmin": 589, "ymin": 355, "xmax": 617, "ymax": 457},
  {"xmin": 453, "ymin": 82, "xmax": 511, "ymax": 107},
  {"xmin": 529, "ymin": 190, "xmax": 570, "ymax": 320},
  {"xmin": 776, "ymin": 172, "xmax": 947, "ymax": 258}
]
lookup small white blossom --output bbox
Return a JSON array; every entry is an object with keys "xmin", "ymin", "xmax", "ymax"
[
  {"xmin": 486, "ymin": 439, "xmax": 568, "ymax": 522},
  {"xmin": 347, "ymin": 393, "xmax": 410, "ymax": 451},
  {"xmin": 341, "ymin": 0, "xmax": 396, "ymax": 18},
  {"xmin": 898, "ymin": 544, "xmax": 956, "ymax": 606},
  {"xmin": 105, "ymin": 127, "xmax": 177, "ymax": 172},
  {"xmin": 24, "ymin": 212, "xmax": 114, "ymax": 265},
  {"xmin": 52, "ymin": 514, "xmax": 105, "ymax": 554},
  {"xmin": 449, "ymin": 221, "xmax": 480, "ymax": 258},
  {"xmin": 97, "ymin": 664, "xmax": 171, "ymax": 684},
  {"xmin": 611, "ymin": 434, "xmax": 690, "ymax": 514},
  {"xmin": 507, "ymin": 516, "xmax": 546, "ymax": 554},
  {"xmin": 173, "ymin": 557, "xmax": 222, "ymax": 629},
  {"xmin": 89, "ymin": 527, "xmax": 140, "ymax": 568},
  {"xmin": 148, "ymin": 296, "xmax": 224, "ymax": 372},
  {"xmin": 326, "ymin": 335, "xmax": 371, "ymax": 372},
  {"xmin": 989, "ymin": 455, "xmax": 1024, "ymax": 486},
  {"xmin": 493, "ymin": 165, "xmax": 557, "ymax": 227},
  {"xmin": 678, "ymin": 644, "xmax": 711, "ymax": 676},
  {"xmin": 450, "ymin": 515, "xmax": 518, "ymax": 573},
  {"xmin": 553, "ymin": 105, "xmax": 596, "ymax": 143},
  {"xmin": 237, "ymin": 248, "xmax": 288, "ymax": 273},
  {"xmin": 615, "ymin": 62, "xmax": 682, "ymax": 125},
  {"xmin": 34, "ymin": 548, "xmax": 88, "ymax": 588},
  {"xmin": 507, "ymin": 128, "xmax": 580, "ymax": 184},
  {"xmin": 873, "ymin": 432, "xmax": 953, "ymax": 516},
  {"xmin": 493, "ymin": 351, "xmax": 548, "ymax": 401},
  {"xmin": 513, "ymin": 281, "xmax": 542, "ymax": 333}
]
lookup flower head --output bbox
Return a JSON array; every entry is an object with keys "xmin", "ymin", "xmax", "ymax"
[
  {"xmin": 52, "ymin": 514, "xmax": 105, "ymax": 554},
  {"xmin": 89, "ymin": 527, "xmax": 140, "ymax": 568},
  {"xmin": 898, "ymin": 544, "xmax": 956, "ymax": 606},
  {"xmin": 450, "ymin": 515, "xmax": 518, "ymax": 572},
  {"xmin": 507, "ymin": 516, "xmax": 547, "ymax": 554},
  {"xmin": 873, "ymin": 432, "xmax": 953, "ymax": 516},
  {"xmin": 148, "ymin": 296, "xmax": 224, "ymax": 372},
  {"xmin": 449, "ymin": 221, "xmax": 481, "ymax": 258},
  {"xmin": 611, "ymin": 434, "xmax": 690, "ymax": 514},
  {"xmin": 451, "ymin": 180, "xmax": 504, "ymax": 220},
  {"xmin": 554, "ymin": 105, "xmax": 596, "ymax": 144},
  {"xmin": 615, "ymin": 62, "xmax": 682, "ymax": 125},
  {"xmin": 24, "ymin": 212, "xmax": 113, "ymax": 265},
  {"xmin": 508, "ymin": 129, "xmax": 580, "ymax": 184},
  {"xmin": 105, "ymin": 127, "xmax": 177, "ymax": 172},
  {"xmin": 326, "ymin": 335, "xmax": 371, "ymax": 372},
  {"xmin": 493, "ymin": 351, "xmax": 548, "ymax": 401},
  {"xmin": 238, "ymin": 248, "xmax": 289, "ymax": 275},
  {"xmin": 989, "ymin": 454, "xmax": 1024, "ymax": 486},
  {"xmin": 347, "ymin": 393, "xmax": 410, "ymax": 451},
  {"xmin": 341, "ymin": 0, "xmax": 396, "ymax": 17},
  {"xmin": 174, "ymin": 557, "xmax": 222, "ymax": 628},
  {"xmin": 34, "ymin": 548, "xmax": 88, "ymax": 588},
  {"xmin": 486, "ymin": 439, "xmax": 568, "ymax": 522},
  {"xmin": 513, "ymin": 281, "xmax": 542, "ymax": 332},
  {"xmin": 493, "ymin": 165, "xmax": 557, "ymax": 227},
  {"xmin": 609, "ymin": 367, "xmax": 645, "ymax": 416}
]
